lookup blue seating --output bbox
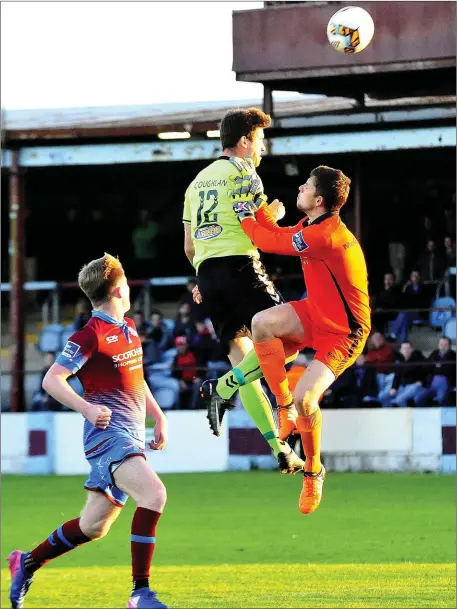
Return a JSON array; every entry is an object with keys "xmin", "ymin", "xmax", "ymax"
[
  {"xmin": 162, "ymin": 318, "xmax": 175, "ymax": 332},
  {"xmin": 429, "ymin": 297, "xmax": 456, "ymax": 330},
  {"xmin": 37, "ymin": 324, "xmax": 64, "ymax": 353}
]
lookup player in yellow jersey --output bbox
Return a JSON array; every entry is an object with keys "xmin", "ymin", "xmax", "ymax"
[{"xmin": 183, "ymin": 107, "xmax": 304, "ymax": 474}]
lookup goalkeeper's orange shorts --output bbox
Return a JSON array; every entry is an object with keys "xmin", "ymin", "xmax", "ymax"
[{"xmin": 290, "ymin": 299, "xmax": 368, "ymax": 379}]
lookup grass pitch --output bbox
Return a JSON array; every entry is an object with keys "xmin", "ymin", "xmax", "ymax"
[{"xmin": 1, "ymin": 471, "xmax": 455, "ymax": 608}]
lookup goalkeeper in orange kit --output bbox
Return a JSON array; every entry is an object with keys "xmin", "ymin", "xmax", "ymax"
[{"xmin": 201, "ymin": 160, "xmax": 371, "ymax": 514}]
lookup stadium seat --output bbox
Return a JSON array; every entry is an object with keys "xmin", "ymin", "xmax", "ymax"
[
  {"xmin": 162, "ymin": 348, "xmax": 177, "ymax": 363},
  {"xmin": 37, "ymin": 324, "xmax": 64, "ymax": 353},
  {"xmin": 429, "ymin": 297, "xmax": 456, "ymax": 330},
  {"xmin": 25, "ymin": 373, "xmax": 42, "ymax": 406},
  {"xmin": 153, "ymin": 387, "xmax": 178, "ymax": 410},
  {"xmin": 163, "ymin": 318, "xmax": 175, "ymax": 332},
  {"xmin": 444, "ymin": 318, "xmax": 456, "ymax": 341}
]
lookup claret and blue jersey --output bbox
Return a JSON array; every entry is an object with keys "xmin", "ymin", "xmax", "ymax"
[{"xmin": 56, "ymin": 311, "xmax": 147, "ymax": 449}]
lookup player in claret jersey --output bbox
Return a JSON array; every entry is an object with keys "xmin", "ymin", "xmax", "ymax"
[{"xmin": 8, "ymin": 254, "xmax": 169, "ymax": 609}]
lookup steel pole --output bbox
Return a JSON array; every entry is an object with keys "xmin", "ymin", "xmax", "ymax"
[{"xmin": 9, "ymin": 149, "xmax": 25, "ymax": 412}]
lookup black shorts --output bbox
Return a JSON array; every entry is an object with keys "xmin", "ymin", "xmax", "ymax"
[{"xmin": 197, "ymin": 255, "xmax": 284, "ymax": 354}]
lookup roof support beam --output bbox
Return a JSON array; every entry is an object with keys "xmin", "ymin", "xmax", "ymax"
[{"xmin": 2, "ymin": 127, "xmax": 455, "ymax": 168}]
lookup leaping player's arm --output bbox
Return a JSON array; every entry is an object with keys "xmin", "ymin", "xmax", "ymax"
[
  {"xmin": 183, "ymin": 187, "xmax": 195, "ymax": 265},
  {"xmin": 184, "ymin": 224, "xmax": 195, "ymax": 265},
  {"xmin": 240, "ymin": 216, "xmax": 329, "ymax": 257},
  {"xmin": 256, "ymin": 203, "xmax": 304, "ymax": 234},
  {"xmin": 42, "ymin": 328, "xmax": 111, "ymax": 429}
]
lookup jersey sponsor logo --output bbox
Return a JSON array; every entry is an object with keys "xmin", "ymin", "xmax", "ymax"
[
  {"xmin": 112, "ymin": 347, "xmax": 143, "ymax": 363},
  {"xmin": 292, "ymin": 231, "xmax": 309, "ymax": 253},
  {"xmin": 194, "ymin": 223, "xmax": 223, "ymax": 241},
  {"xmin": 61, "ymin": 340, "xmax": 81, "ymax": 359},
  {"xmin": 112, "ymin": 346, "xmax": 143, "ymax": 368},
  {"xmin": 106, "ymin": 335, "xmax": 119, "ymax": 344}
]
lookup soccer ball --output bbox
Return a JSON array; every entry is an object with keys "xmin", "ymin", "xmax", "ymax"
[{"xmin": 327, "ymin": 6, "xmax": 374, "ymax": 54}]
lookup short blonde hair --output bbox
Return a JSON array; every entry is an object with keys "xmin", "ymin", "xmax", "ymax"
[{"xmin": 78, "ymin": 253, "xmax": 125, "ymax": 305}]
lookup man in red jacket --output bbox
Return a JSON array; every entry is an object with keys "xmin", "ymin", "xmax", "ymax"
[{"xmin": 172, "ymin": 336, "xmax": 202, "ymax": 409}]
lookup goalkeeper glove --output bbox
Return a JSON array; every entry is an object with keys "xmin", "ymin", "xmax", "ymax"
[
  {"xmin": 229, "ymin": 155, "xmax": 265, "ymax": 199},
  {"xmin": 232, "ymin": 175, "xmax": 267, "ymax": 221}
]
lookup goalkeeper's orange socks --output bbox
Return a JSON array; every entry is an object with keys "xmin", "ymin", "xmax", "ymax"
[
  {"xmin": 216, "ymin": 343, "xmax": 297, "ymax": 401},
  {"xmin": 297, "ymin": 409, "xmax": 322, "ymax": 473}
]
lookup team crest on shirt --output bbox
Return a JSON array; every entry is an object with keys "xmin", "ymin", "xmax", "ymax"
[
  {"xmin": 194, "ymin": 223, "xmax": 223, "ymax": 240},
  {"xmin": 128, "ymin": 326, "xmax": 139, "ymax": 337},
  {"xmin": 61, "ymin": 341, "xmax": 80, "ymax": 359},
  {"xmin": 292, "ymin": 232, "xmax": 309, "ymax": 252}
]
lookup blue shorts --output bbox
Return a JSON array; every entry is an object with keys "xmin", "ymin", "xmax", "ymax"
[{"xmin": 83, "ymin": 435, "xmax": 146, "ymax": 507}]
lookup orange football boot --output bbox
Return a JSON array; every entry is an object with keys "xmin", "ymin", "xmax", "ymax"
[
  {"xmin": 299, "ymin": 466, "xmax": 326, "ymax": 514},
  {"xmin": 276, "ymin": 403, "xmax": 298, "ymax": 441}
]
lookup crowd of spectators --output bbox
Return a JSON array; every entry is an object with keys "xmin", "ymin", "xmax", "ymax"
[{"xmin": 318, "ymin": 334, "xmax": 456, "ymax": 409}]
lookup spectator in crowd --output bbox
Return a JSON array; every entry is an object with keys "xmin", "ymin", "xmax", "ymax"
[
  {"xmin": 350, "ymin": 353, "xmax": 380, "ymax": 406},
  {"xmin": 133, "ymin": 311, "xmax": 161, "ymax": 369},
  {"xmin": 386, "ymin": 270, "xmax": 429, "ymax": 343},
  {"xmin": 172, "ymin": 335, "xmax": 202, "ymax": 409},
  {"xmin": 132, "ymin": 311, "xmax": 150, "ymax": 338},
  {"xmin": 402, "ymin": 270, "xmax": 430, "ymax": 311},
  {"xmin": 149, "ymin": 310, "xmax": 174, "ymax": 351},
  {"xmin": 371, "ymin": 272, "xmax": 403, "ymax": 333},
  {"xmin": 381, "ymin": 341, "xmax": 426, "ymax": 407},
  {"xmin": 444, "ymin": 236, "xmax": 456, "ymax": 268},
  {"xmin": 73, "ymin": 298, "xmax": 91, "ymax": 331},
  {"xmin": 177, "ymin": 277, "xmax": 205, "ymax": 320},
  {"xmin": 415, "ymin": 337, "xmax": 456, "ymax": 406},
  {"xmin": 132, "ymin": 209, "xmax": 159, "ymax": 279},
  {"xmin": 415, "ymin": 239, "xmax": 448, "ymax": 283},
  {"xmin": 174, "ymin": 302, "xmax": 196, "ymax": 340},
  {"xmin": 365, "ymin": 332, "xmax": 396, "ymax": 400},
  {"xmin": 191, "ymin": 320, "xmax": 218, "ymax": 372},
  {"xmin": 133, "ymin": 311, "xmax": 180, "ymax": 410}
]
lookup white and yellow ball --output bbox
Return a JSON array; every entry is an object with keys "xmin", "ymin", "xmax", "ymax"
[{"xmin": 327, "ymin": 6, "xmax": 374, "ymax": 54}]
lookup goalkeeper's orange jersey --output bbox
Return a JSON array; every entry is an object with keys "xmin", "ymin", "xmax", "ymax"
[{"xmin": 244, "ymin": 207, "xmax": 371, "ymax": 337}]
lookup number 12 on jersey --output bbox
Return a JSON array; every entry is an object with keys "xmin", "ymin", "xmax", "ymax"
[{"xmin": 196, "ymin": 190, "xmax": 219, "ymax": 226}]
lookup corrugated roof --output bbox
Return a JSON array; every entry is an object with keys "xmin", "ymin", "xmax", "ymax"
[{"xmin": 3, "ymin": 95, "xmax": 454, "ymax": 139}]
